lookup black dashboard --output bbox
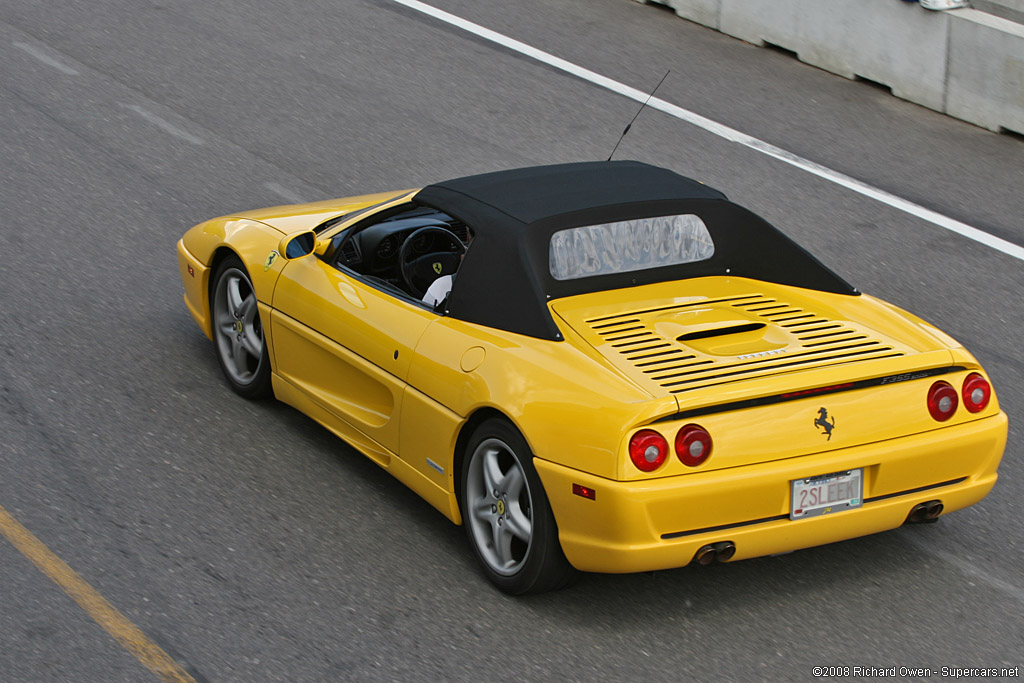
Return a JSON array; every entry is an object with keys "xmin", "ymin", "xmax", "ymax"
[{"xmin": 334, "ymin": 206, "xmax": 469, "ymax": 283}]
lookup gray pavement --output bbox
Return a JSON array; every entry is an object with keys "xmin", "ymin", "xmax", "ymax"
[{"xmin": 0, "ymin": 0, "xmax": 1022, "ymax": 680}]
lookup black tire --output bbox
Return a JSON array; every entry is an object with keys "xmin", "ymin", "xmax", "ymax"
[
  {"xmin": 460, "ymin": 417, "xmax": 579, "ymax": 594},
  {"xmin": 210, "ymin": 255, "xmax": 272, "ymax": 399}
]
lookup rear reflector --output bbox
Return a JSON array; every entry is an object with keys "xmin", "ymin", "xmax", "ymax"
[{"xmin": 572, "ymin": 483, "xmax": 596, "ymax": 500}]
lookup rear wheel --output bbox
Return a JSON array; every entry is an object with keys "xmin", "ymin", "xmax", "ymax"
[
  {"xmin": 461, "ymin": 418, "xmax": 578, "ymax": 594},
  {"xmin": 211, "ymin": 256, "xmax": 272, "ymax": 399}
]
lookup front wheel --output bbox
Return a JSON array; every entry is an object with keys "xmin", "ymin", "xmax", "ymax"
[
  {"xmin": 211, "ymin": 256, "xmax": 272, "ymax": 399},
  {"xmin": 461, "ymin": 418, "xmax": 578, "ymax": 594}
]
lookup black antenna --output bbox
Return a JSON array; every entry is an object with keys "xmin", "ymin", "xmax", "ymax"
[{"xmin": 607, "ymin": 70, "xmax": 671, "ymax": 161}]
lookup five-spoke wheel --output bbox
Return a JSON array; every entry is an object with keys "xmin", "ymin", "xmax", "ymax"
[
  {"xmin": 211, "ymin": 256, "xmax": 271, "ymax": 398},
  {"xmin": 461, "ymin": 418, "xmax": 577, "ymax": 594},
  {"xmin": 465, "ymin": 436, "xmax": 534, "ymax": 576}
]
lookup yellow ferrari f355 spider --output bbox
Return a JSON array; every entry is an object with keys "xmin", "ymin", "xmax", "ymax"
[{"xmin": 177, "ymin": 161, "xmax": 1006, "ymax": 594}]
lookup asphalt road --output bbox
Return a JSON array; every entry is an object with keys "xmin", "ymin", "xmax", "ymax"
[{"xmin": 1, "ymin": 0, "xmax": 1022, "ymax": 681}]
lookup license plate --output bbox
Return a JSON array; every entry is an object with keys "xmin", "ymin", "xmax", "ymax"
[{"xmin": 790, "ymin": 469, "xmax": 863, "ymax": 520}]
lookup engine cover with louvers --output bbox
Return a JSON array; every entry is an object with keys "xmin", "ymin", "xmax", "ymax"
[{"xmin": 550, "ymin": 277, "xmax": 953, "ymax": 399}]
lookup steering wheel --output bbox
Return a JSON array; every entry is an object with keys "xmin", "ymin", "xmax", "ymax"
[{"xmin": 398, "ymin": 225, "xmax": 467, "ymax": 298}]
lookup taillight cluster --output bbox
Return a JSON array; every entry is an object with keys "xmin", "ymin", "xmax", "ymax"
[
  {"xmin": 962, "ymin": 373, "xmax": 991, "ymax": 413},
  {"xmin": 628, "ymin": 430, "xmax": 669, "ymax": 472},
  {"xmin": 629, "ymin": 424, "xmax": 712, "ymax": 472},
  {"xmin": 927, "ymin": 373, "xmax": 991, "ymax": 421},
  {"xmin": 676, "ymin": 425, "xmax": 713, "ymax": 467}
]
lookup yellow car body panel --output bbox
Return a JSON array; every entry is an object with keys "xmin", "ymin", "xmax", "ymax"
[
  {"xmin": 407, "ymin": 315, "xmax": 677, "ymax": 481},
  {"xmin": 270, "ymin": 255, "xmax": 437, "ymax": 455},
  {"xmin": 549, "ymin": 278, "xmax": 961, "ymax": 399},
  {"xmin": 272, "ymin": 371, "xmax": 459, "ymax": 521},
  {"xmin": 176, "ymin": 190, "xmax": 413, "ymax": 339},
  {"xmin": 177, "ymin": 218, "xmax": 284, "ymax": 340},
  {"xmin": 177, "ymin": 176, "xmax": 1008, "ymax": 578},
  {"xmin": 535, "ymin": 410, "xmax": 1005, "ymax": 572}
]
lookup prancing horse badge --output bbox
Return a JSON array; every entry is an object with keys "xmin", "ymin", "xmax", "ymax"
[{"xmin": 814, "ymin": 407, "xmax": 836, "ymax": 440}]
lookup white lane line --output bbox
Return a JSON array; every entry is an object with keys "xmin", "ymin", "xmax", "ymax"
[
  {"xmin": 391, "ymin": 0, "xmax": 1024, "ymax": 263},
  {"xmin": 13, "ymin": 42, "xmax": 79, "ymax": 75},
  {"xmin": 264, "ymin": 182, "xmax": 307, "ymax": 204},
  {"xmin": 120, "ymin": 104, "xmax": 205, "ymax": 145}
]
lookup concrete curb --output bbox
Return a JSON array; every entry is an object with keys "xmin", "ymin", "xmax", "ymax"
[{"xmin": 641, "ymin": 0, "xmax": 1024, "ymax": 135}]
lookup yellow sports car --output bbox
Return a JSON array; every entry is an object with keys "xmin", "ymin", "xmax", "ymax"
[{"xmin": 177, "ymin": 161, "xmax": 1007, "ymax": 594}]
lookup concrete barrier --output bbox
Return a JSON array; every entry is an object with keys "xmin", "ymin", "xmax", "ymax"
[
  {"xmin": 643, "ymin": 0, "xmax": 1024, "ymax": 135},
  {"xmin": 662, "ymin": 0, "xmax": 720, "ymax": 25},
  {"xmin": 973, "ymin": 0, "xmax": 1024, "ymax": 24},
  {"xmin": 719, "ymin": 0, "xmax": 951, "ymax": 111},
  {"xmin": 946, "ymin": 10, "xmax": 1024, "ymax": 133}
]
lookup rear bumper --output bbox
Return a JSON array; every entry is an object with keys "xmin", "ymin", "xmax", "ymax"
[{"xmin": 535, "ymin": 412, "xmax": 1006, "ymax": 573}]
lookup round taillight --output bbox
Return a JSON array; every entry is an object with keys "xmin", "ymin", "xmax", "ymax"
[
  {"xmin": 675, "ymin": 424, "xmax": 713, "ymax": 467},
  {"xmin": 927, "ymin": 381, "xmax": 958, "ymax": 421},
  {"xmin": 629, "ymin": 430, "xmax": 668, "ymax": 472},
  {"xmin": 962, "ymin": 373, "xmax": 991, "ymax": 413}
]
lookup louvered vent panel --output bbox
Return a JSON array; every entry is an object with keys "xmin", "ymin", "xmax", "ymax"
[{"xmin": 587, "ymin": 295, "xmax": 903, "ymax": 393}]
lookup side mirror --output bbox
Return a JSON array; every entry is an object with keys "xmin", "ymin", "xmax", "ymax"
[{"xmin": 280, "ymin": 231, "xmax": 317, "ymax": 259}]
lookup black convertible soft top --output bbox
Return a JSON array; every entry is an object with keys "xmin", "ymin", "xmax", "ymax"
[{"xmin": 413, "ymin": 161, "xmax": 856, "ymax": 341}]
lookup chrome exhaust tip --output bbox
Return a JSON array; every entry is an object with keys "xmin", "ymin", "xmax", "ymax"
[
  {"xmin": 906, "ymin": 500, "xmax": 943, "ymax": 524},
  {"xmin": 714, "ymin": 541, "xmax": 736, "ymax": 562},
  {"xmin": 907, "ymin": 503, "xmax": 928, "ymax": 524},
  {"xmin": 924, "ymin": 500, "xmax": 944, "ymax": 521},
  {"xmin": 694, "ymin": 545, "xmax": 718, "ymax": 566},
  {"xmin": 693, "ymin": 541, "xmax": 736, "ymax": 565}
]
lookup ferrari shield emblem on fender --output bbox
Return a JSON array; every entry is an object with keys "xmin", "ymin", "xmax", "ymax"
[
  {"xmin": 814, "ymin": 407, "xmax": 835, "ymax": 440},
  {"xmin": 432, "ymin": 262, "xmax": 442, "ymax": 274},
  {"xmin": 264, "ymin": 250, "xmax": 279, "ymax": 271}
]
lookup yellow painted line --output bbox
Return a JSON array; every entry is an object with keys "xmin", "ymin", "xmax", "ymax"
[{"xmin": 0, "ymin": 504, "xmax": 196, "ymax": 683}]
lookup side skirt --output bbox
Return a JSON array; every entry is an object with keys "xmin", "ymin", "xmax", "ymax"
[{"xmin": 272, "ymin": 374, "xmax": 461, "ymax": 523}]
